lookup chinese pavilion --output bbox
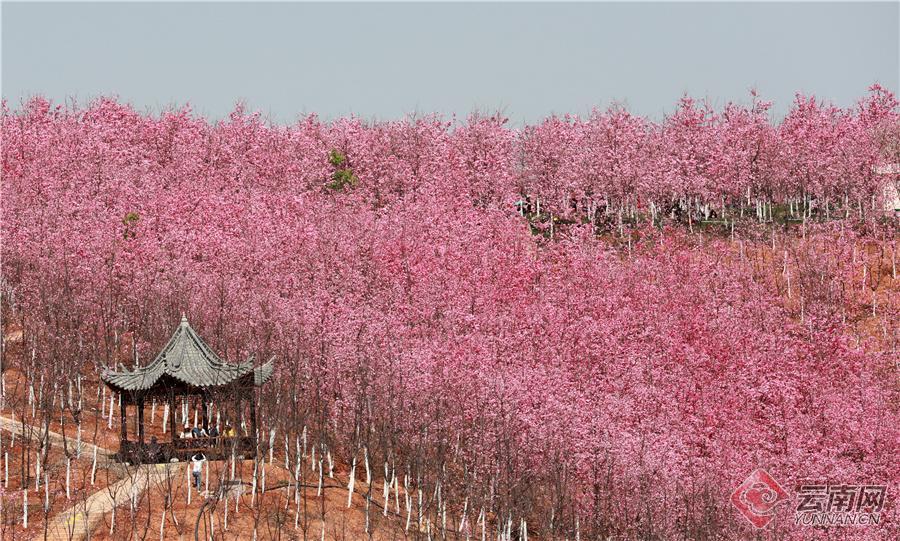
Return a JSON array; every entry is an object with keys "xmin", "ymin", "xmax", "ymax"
[{"xmin": 101, "ymin": 315, "xmax": 274, "ymax": 463}]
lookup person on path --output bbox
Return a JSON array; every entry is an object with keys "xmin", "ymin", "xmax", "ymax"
[
  {"xmin": 147, "ymin": 436, "xmax": 161, "ymax": 462},
  {"xmin": 191, "ymin": 452, "xmax": 206, "ymax": 490}
]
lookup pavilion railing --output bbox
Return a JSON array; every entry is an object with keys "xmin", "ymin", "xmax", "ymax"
[{"xmin": 119, "ymin": 436, "xmax": 256, "ymax": 463}]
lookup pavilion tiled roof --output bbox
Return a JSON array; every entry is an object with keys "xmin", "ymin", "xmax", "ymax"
[{"xmin": 101, "ymin": 315, "xmax": 274, "ymax": 392}]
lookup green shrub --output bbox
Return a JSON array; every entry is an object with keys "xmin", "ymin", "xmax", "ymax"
[
  {"xmin": 122, "ymin": 211, "xmax": 140, "ymax": 239},
  {"xmin": 327, "ymin": 168, "xmax": 359, "ymax": 191},
  {"xmin": 328, "ymin": 149, "xmax": 347, "ymax": 168},
  {"xmin": 326, "ymin": 149, "xmax": 358, "ymax": 191}
]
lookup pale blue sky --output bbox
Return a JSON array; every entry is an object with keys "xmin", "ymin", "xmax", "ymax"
[{"xmin": 2, "ymin": 2, "xmax": 898, "ymax": 124}]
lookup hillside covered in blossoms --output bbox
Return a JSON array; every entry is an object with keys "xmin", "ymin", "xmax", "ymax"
[{"xmin": 1, "ymin": 86, "xmax": 898, "ymax": 540}]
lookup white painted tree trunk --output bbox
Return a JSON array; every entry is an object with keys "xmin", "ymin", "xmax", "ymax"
[
  {"xmin": 479, "ymin": 508, "xmax": 485, "ymax": 541},
  {"xmin": 459, "ymin": 497, "xmax": 468, "ymax": 532},
  {"xmin": 382, "ymin": 463, "xmax": 390, "ymax": 516},
  {"xmin": 891, "ymin": 242, "xmax": 897, "ymax": 279},
  {"xmin": 405, "ymin": 491, "xmax": 412, "ymax": 531},
  {"xmin": 294, "ymin": 461, "xmax": 301, "ymax": 504},
  {"xmin": 394, "ymin": 473, "xmax": 400, "ymax": 513},
  {"xmin": 418, "ymin": 489, "xmax": 423, "ymax": 530},
  {"xmin": 251, "ymin": 461, "xmax": 258, "ymax": 507},
  {"xmin": 294, "ymin": 486, "xmax": 300, "ymax": 528},
  {"xmin": 364, "ymin": 447, "xmax": 371, "ymax": 485},
  {"xmin": 317, "ymin": 460, "xmax": 323, "ymax": 497},
  {"xmin": 347, "ymin": 457, "xmax": 356, "ymax": 507},
  {"xmin": 90, "ymin": 446, "xmax": 98, "ymax": 485},
  {"xmin": 159, "ymin": 501, "xmax": 166, "ymax": 540}
]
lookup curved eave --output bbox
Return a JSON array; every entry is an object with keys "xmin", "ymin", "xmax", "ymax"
[
  {"xmin": 102, "ymin": 359, "xmax": 274, "ymax": 392},
  {"xmin": 100, "ymin": 366, "xmax": 164, "ymax": 393},
  {"xmin": 168, "ymin": 356, "xmax": 252, "ymax": 388},
  {"xmin": 253, "ymin": 358, "xmax": 275, "ymax": 386}
]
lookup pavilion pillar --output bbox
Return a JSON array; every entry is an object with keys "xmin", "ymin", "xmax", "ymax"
[
  {"xmin": 119, "ymin": 393, "xmax": 128, "ymax": 444},
  {"xmin": 249, "ymin": 386, "xmax": 258, "ymax": 441},
  {"xmin": 168, "ymin": 389, "xmax": 177, "ymax": 443},
  {"xmin": 201, "ymin": 394, "xmax": 209, "ymax": 431},
  {"xmin": 137, "ymin": 395, "xmax": 145, "ymax": 445}
]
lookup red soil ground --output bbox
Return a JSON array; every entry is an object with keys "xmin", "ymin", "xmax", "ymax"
[{"xmin": 0, "ymin": 423, "xmax": 127, "ymax": 539}]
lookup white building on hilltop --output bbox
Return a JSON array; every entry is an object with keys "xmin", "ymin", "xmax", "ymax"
[{"xmin": 875, "ymin": 164, "xmax": 900, "ymax": 212}]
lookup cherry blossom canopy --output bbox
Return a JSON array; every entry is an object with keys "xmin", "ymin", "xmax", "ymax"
[{"xmin": 101, "ymin": 315, "xmax": 273, "ymax": 393}]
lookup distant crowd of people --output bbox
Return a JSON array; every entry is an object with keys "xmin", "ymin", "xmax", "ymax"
[
  {"xmin": 138, "ymin": 423, "xmax": 243, "ymax": 464},
  {"xmin": 179, "ymin": 423, "xmax": 238, "ymax": 439}
]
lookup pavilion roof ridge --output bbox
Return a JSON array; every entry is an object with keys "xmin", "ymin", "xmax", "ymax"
[{"xmin": 100, "ymin": 316, "xmax": 274, "ymax": 392}]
